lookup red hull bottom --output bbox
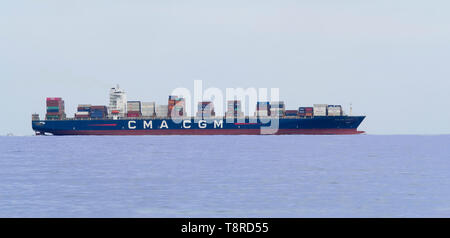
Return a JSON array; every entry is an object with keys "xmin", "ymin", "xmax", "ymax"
[{"xmin": 50, "ymin": 129, "xmax": 365, "ymax": 135}]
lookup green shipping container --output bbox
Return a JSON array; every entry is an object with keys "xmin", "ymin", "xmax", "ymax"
[{"xmin": 47, "ymin": 106, "xmax": 60, "ymax": 110}]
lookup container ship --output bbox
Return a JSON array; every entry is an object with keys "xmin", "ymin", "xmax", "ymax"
[{"xmin": 32, "ymin": 86, "xmax": 365, "ymax": 135}]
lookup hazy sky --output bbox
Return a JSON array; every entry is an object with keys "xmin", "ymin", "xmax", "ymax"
[{"xmin": 1, "ymin": 0, "xmax": 449, "ymax": 135}]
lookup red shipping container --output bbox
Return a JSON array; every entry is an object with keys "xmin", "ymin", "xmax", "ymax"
[
  {"xmin": 91, "ymin": 105, "xmax": 107, "ymax": 110},
  {"xmin": 127, "ymin": 112, "xmax": 141, "ymax": 117},
  {"xmin": 46, "ymin": 101, "xmax": 64, "ymax": 106},
  {"xmin": 46, "ymin": 97, "xmax": 62, "ymax": 101}
]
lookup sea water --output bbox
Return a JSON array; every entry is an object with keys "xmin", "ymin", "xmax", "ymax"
[{"xmin": 0, "ymin": 135, "xmax": 449, "ymax": 217}]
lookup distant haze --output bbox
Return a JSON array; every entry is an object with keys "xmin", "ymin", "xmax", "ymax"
[{"xmin": 1, "ymin": 0, "xmax": 449, "ymax": 135}]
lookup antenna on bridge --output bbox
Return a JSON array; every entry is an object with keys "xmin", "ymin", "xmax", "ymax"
[{"xmin": 350, "ymin": 103, "xmax": 352, "ymax": 116}]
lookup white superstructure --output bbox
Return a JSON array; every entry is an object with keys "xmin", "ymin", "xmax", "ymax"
[{"xmin": 108, "ymin": 85, "xmax": 127, "ymax": 118}]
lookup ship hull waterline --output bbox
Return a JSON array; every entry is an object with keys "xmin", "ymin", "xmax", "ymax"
[{"xmin": 46, "ymin": 128, "xmax": 364, "ymax": 135}]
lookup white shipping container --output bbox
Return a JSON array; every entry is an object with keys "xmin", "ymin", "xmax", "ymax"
[
  {"xmin": 327, "ymin": 112, "xmax": 341, "ymax": 116},
  {"xmin": 155, "ymin": 113, "xmax": 167, "ymax": 117},
  {"xmin": 142, "ymin": 109, "xmax": 155, "ymax": 114},
  {"xmin": 142, "ymin": 112, "xmax": 155, "ymax": 117},
  {"xmin": 327, "ymin": 107, "xmax": 341, "ymax": 111},
  {"xmin": 313, "ymin": 104, "xmax": 327, "ymax": 116},
  {"xmin": 313, "ymin": 110, "xmax": 326, "ymax": 116},
  {"xmin": 327, "ymin": 108, "xmax": 341, "ymax": 111},
  {"xmin": 156, "ymin": 105, "xmax": 167, "ymax": 109},
  {"xmin": 75, "ymin": 111, "xmax": 89, "ymax": 116},
  {"xmin": 155, "ymin": 110, "xmax": 168, "ymax": 117},
  {"xmin": 156, "ymin": 105, "xmax": 168, "ymax": 111},
  {"xmin": 142, "ymin": 102, "xmax": 155, "ymax": 116},
  {"xmin": 127, "ymin": 103, "xmax": 141, "ymax": 111},
  {"xmin": 327, "ymin": 108, "xmax": 341, "ymax": 116},
  {"xmin": 313, "ymin": 109, "xmax": 327, "ymax": 116},
  {"xmin": 127, "ymin": 102, "xmax": 140, "ymax": 106},
  {"xmin": 78, "ymin": 104, "xmax": 92, "ymax": 107},
  {"xmin": 314, "ymin": 104, "xmax": 328, "ymax": 108}
]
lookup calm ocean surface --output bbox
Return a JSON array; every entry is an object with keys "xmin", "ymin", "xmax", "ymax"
[{"xmin": 0, "ymin": 135, "xmax": 449, "ymax": 217}]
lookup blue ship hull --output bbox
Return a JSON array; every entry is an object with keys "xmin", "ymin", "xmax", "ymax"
[{"xmin": 32, "ymin": 116, "xmax": 366, "ymax": 135}]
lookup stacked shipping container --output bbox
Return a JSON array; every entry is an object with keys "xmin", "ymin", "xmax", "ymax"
[
  {"xmin": 270, "ymin": 101, "xmax": 285, "ymax": 117},
  {"xmin": 226, "ymin": 100, "xmax": 244, "ymax": 118},
  {"xmin": 90, "ymin": 106, "xmax": 108, "ymax": 119},
  {"xmin": 168, "ymin": 96, "xmax": 185, "ymax": 117},
  {"xmin": 196, "ymin": 101, "xmax": 215, "ymax": 118},
  {"xmin": 46, "ymin": 97, "xmax": 65, "ymax": 120},
  {"xmin": 327, "ymin": 105, "xmax": 342, "ymax": 116},
  {"xmin": 47, "ymin": 92, "xmax": 345, "ymax": 120},
  {"xmin": 141, "ymin": 102, "xmax": 155, "ymax": 117},
  {"xmin": 168, "ymin": 96, "xmax": 178, "ymax": 117},
  {"xmin": 313, "ymin": 104, "xmax": 327, "ymax": 116},
  {"xmin": 256, "ymin": 102, "xmax": 270, "ymax": 117},
  {"xmin": 75, "ymin": 104, "xmax": 91, "ymax": 119},
  {"xmin": 155, "ymin": 105, "xmax": 169, "ymax": 117},
  {"xmin": 127, "ymin": 101, "xmax": 142, "ymax": 117},
  {"xmin": 298, "ymin": 107, "xmax": 313, "ymax": 117},
  {"xmin": 77, "ymin": 104, "xmax": 91, "ymax": 112},
  {"xmin": 176, "ymin": 98, "xmax": 186, "ymax": 117},
  {"xmin": 32, "ymin": 113, "xmax": 40, "ymax": 121}
]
